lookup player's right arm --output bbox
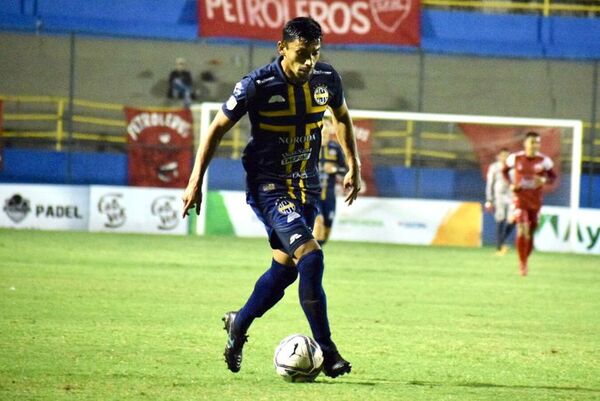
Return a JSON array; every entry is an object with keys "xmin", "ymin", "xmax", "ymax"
[
  {"xmin": 502, "ymin": 153, "xmax": 517, "ymax": 192},
  {"xmin": 182, "ymin": 110, "xmax": 236, "ymax": 217}
]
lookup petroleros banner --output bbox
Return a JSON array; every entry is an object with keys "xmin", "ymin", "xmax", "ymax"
[
  {"xmin": 199, "ymin": 0, "xmax": 420, "ymax": 46},
  {"xmin": 124, "ymin": 107, "xmax": 193, "ymax": 188}
]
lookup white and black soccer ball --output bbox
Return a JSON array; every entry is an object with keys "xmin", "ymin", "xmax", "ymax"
[{"xmin": 273, "ymin": 334, "xmax": 324, "ymax": 382}]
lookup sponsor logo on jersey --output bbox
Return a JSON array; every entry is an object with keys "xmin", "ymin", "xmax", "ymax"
[
  {"xmin": 278, "ymin": 133, "xmax": 316, "ymax": 145},
  {"xmin": 276, "ymin": 198, "xmax": 296, "ymax": 215},
  {"xmin": 151, "ymin": 196, "xmax": 179, "ymax": 230},
  {"xmin": 256, "ymin": 76, "xmax": 275, "ymax": 85},
  {"xmin": 289, "ymin": 233, "xmax": 302, "ymax": 245},
  {"xmin": 292, "ymin": 171, "xmax": 308, "ymax": 179},
  {"xmin": 281, "ymin": 149, "xmax": 312, "ymax": 165},
  {"xmin": 313, "ymin": 70, "xmax": 332, "ymax": 76},
  {"xmin": 3, "ymin": 194, "xmax": 31, "ymax": 223},
  {"xmin": 313, "ymin": 85, "xmax": 329, "ymax": 106},
  {"xmin": 226, "ymin": 95, "xmax": 237, "ymax": 110},
  {"xmin": 233, "ymin": 81, "xmax": 243, "ymax": 96}
]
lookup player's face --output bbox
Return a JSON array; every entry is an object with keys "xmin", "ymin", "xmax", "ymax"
[
  {"xmin": 278, "ymin": 39, "xmax": 321, "ymax": 84},
  {"xmin": 524, "ymin": 136, "xmax": 541, "ymax": 156},
  {"xmin": 497, "ymin": 150, "xmax": 509, "ymax": 163}
]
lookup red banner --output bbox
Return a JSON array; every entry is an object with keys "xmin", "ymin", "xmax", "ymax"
[
  {"xmin": 353, "ymin": 119, "xmax": 378, "ymax": 196},
  {"xmin": 199, "ymin": 0, "xmax": 420, "ymax": 46},
  {"xmin": 125, "ymin": 107, "xmax": 194, "ymax": 188},
  {"xmin": 459, "ymin": 124, "xmax": 561, "ymax": 193}
]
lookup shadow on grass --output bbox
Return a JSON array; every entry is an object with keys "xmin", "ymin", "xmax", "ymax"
[
  {"xmin": 317, "ymin": 378, "xmax": 599, "ymax": 393},
  {"xmin": 407, "ymin": 380, "xmax": 600, "ymax": 393}
]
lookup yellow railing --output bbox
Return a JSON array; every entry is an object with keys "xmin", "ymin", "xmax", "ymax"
[
  {"xmin": 0, "ymin": 95, "xmax": 242, "ymax": 157},
  {"xmin": 422, "ymin": 0, "xmax": 600, "ymax": 16},
  {"xmin": 370, "ymin": 118, "xmax": 600, "ymax": 165},
  {"xmin": 2, "ymin": 94, "xmax": 599, "ymax": 164},
  {"xmin": 0, "ymin": 95, "xmax": 126, "ymax": 150}
]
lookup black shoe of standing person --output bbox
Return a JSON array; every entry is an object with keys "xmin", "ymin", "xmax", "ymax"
[
  {"xmin": 323, "ymin": 349, "xmax": 352, "ymax": 378},
  {"xmin": 222, "ymin": 311, "xmax": 247, "ymax": 373}
]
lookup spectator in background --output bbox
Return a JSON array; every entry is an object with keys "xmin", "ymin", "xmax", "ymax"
[
  {"xmin": 167, "ymin": 57, "xmax": 195, "ymax": 107},
  {"xmin": 314, "ymin": 114, "xmax": 347, "ymax": 246},
  {"xmin": 485, "ymin": 148, "xmax": 514, "ymax": 256}
]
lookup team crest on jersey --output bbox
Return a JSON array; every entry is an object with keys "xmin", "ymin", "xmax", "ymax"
[
  {"xmin": 276, "ymin": 198, "xmax": 296, "ymax": 215},
  {"xmin": 313, "ymin": 85, "xmax": 329, "ymax": 106}
]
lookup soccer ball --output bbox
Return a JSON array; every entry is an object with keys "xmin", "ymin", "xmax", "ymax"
[{"xmin": 273, "ymin": 334, "xmax": 324, "ymax": 382}]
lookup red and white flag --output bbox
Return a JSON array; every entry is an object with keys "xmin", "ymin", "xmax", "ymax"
[{"xmin": 124, "ymin": 107, "xmax": 194, "ymax": 188}]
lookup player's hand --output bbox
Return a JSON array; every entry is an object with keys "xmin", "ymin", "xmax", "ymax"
[
  {"xmin": 323, "ymin": 162, "xmax": 337, "ymax": 174},
  {"xmin": 510, "ymin": 184, "xmax": 520, "ymax": 192},
  {"xmin": 343, "ymin": 168, "xmax": 361, "ymax": 206},
  {"xmin": 181, "ymin": 182, "xmax": 202, "ymax": 218},
  {"xmin": 484, "ymin": 201, "xmax": 494, "ymax": 213},
  {"xmin": 534, "ymin": 176, "xmax": 547, "ymax": 188}
]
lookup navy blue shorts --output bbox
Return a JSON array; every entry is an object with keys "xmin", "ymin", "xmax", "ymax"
[
  {"xmin": 247, "ymin": 187, "xmax": 318, "ymax": 256},
  {"xmin": 317, "ymin": 195, "xmax": 336, "ymax": 228}
]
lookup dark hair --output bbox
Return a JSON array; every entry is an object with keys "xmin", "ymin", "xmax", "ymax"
[
  {"xmin": 525, "ymin": 131, "xmax": 540, "ymax": 139},
  {"xmin": 282, "ymin": 17, "xmax": 322, "ymax": 43},
  {"xmin": 499, "ymin": 147, "xmax": 509, "ymax": 152}
]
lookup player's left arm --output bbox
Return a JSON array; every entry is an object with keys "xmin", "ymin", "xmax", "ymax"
[
  {"xmin": 331, "ymin": 102, "xmax": 361, "ymax": 205},
  {"xmin": 335, "ymin": 143, "xmax": 349, "ymax": 176},
  {"xmin": 543, "ymin": 156, "xmax": 557, "ymax": 184},
  {"xmin": 536, "ymin": 156, "xmax": 557, "ymax": 187}
]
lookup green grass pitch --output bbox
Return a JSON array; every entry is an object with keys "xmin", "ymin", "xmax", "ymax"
[{"xmin": 0, "ymin": 229, "xmax": 598, "ymax": 400}]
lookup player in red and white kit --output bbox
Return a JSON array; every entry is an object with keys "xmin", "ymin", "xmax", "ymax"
[{"xmin": 503, "ymin": 131, "xmax": 556, "ymax": 276}]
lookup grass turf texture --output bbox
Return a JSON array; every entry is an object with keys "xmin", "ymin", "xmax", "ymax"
[{"xmin": 0, "ymin": 229, "xmax": 598, "ymax": 401}]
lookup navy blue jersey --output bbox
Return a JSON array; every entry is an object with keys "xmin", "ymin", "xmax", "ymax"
[
  {"xmin": 319, "ymin": 140, "xmax": 346, "ymax": 201},
  {"xmin": 222, "ymin": 56, "xmax": 345, "ymax": 203}
]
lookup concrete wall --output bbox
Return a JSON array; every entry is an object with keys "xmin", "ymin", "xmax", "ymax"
[{"xmin": 1, "ymin": 31, "xmax": 597, "ymax": 122}]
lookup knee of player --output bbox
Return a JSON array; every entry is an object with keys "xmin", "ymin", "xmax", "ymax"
[{"xmin": 293, "ymin": 240, "xmax": 322, "ymax": 262}]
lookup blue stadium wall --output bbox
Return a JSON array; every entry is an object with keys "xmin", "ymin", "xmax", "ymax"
[{"xmin": 1, "ymin": 0, "xmax": 600, "ymax": 59}]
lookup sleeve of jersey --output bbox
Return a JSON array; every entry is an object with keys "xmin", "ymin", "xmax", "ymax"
[
  {"xmin": 329, "ymin": 69, "xmax": 345, "ymax": 110},
  {"xmin": 485, "ymin": 165, "xmax": 494, "ymax": 201},
  {"xmin": 502, "ymin": 155, "xmax": 515, "ymax": 183},
  {"xmin": 543, "ymin": 156, "xmax": 557, "ymax": 183},
  {"xmin": 221, "ymin": 77, "xmax": 255, "ymax": 123}
]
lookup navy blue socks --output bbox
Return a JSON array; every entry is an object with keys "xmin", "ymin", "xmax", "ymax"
[
  {"xmin": 234, "ymin": 259, "xmax": 298, "ymax": 334},
  {"xmin": 296, "ymin": 250, "xmax": 334, "ymax": 353}
]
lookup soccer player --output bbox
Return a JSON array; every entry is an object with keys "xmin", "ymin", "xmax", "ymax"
[
  {"xmin": 313, "ymin": 115, "xmax": 347, "ymax": 246},
  {"xmin": 503, "ymin": 131, "xmax": 556, "ymax": 276},
  {"xmin": 181, "ymin": 17, "xmax": 361, "ymax": 378},
  {"xmin": 485, "ymin": 148, "xmax": 514, "ymax": 255}
]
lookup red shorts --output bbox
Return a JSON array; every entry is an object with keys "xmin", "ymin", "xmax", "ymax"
[{"xmin": 513, "ymin": 207, "xmax": 540, "ymax": 225}]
